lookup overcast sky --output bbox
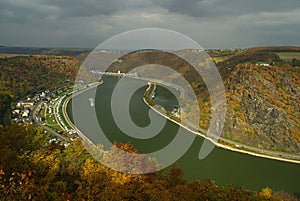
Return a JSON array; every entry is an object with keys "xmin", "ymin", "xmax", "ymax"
[{"xmin": 0, "ymin": 0, "xmax": 300, "ymax": 49}]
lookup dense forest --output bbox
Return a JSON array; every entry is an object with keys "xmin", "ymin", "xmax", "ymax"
[
  {"xmin": 248, "ymin": 46, "xmax": 300, "ymax": 53},
  {"xmin": 0, "ymin": 56, "xmax": 79, "ymax": 123},
  {"xmin": 0, "ymin": 124, "xmax": 298, "ymax": 201}
]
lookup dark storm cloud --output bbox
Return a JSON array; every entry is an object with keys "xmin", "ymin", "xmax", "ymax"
[
  {"xmin": 0, "ymin": 0, "xmax": 55, "ymax": 23},
  {"xmin": 150, "ymin": 0, "xmax": 300, "ymax": 18},
  {"xmin": 0, "ymin": 0, "xmax": 299, "ymax": 48},
  {"xmin": 0, "ymin": 0, "xmax": 157, "ymax": 23},
  {"xmin": 42, "ymin": 0, "xmax": 154, "ymax": 18}
]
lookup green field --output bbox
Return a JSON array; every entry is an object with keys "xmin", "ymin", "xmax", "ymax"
[
  {"xmin": 43, "ymin": 106, "xmax": 59, "ymax": 127},
  {"xmin": 276, "ymin": 52, "xmax": 300, "ymax": 61},
  {"xmin": 45, "ymin": 113, "xmax": 57, "ymax": 125},
  {"xmin": 58, "ymin": 96, "xmax": 72, "ymax": 130},
  {"xmin": 45, "ymin": 111, "xmax": 63, "ymax": 131}
]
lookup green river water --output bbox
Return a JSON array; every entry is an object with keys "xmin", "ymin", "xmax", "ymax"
[{"xmin": 67, "ymin": 76, "xmax": 300, "ymax": 195}]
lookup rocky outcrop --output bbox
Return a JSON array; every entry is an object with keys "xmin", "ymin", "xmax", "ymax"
[{"xmin": 223, "ymin": 64, "xmax": 300, "ymax": 154}]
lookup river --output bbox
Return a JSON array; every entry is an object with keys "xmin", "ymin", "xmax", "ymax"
[{"xmin": 67, "ymin": 76, "xmax": 300, "ymax": 195}]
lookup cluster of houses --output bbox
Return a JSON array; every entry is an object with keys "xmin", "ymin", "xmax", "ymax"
[
  {"xmin": 10, "ymin": 87, "xmax": 82, "ymax": 147},
  {"xmin": 171, "ymin": 106, "xmax": 181, "ymax": 120},
  {"xmin": 90, "ymin": 70, "xmax": 138, "ymax": 78},
  {"xmin": 11, "ymin": 91, "xmax": 50, "ymax": 124},
  {"xmin": 255, "ymin": 62, "xmax": 274, "ymax": 67}
]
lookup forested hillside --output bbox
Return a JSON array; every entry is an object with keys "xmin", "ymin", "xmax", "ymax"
[
  {"xmin": 0, "ymin": 124, "xmax": 298, "ymax": 201},
  {"xmin": 0, "ymin": 56, "xmax": 79, "ymax": 123}
]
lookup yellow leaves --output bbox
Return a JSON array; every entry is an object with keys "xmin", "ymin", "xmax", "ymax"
[
  {"xmin": 233, "ymin": 104, "xmax": 241, "ymax": 112},
  {"xmin": 285, "ymin": 130, "xmax": 290, "ymax": 136},
  {"xmin": 230, "ymin": 93, "xmax": 237, "ymax": 101},
  {"xmin": 264, "ymin": 74, "xmax": 273, "ymax": 82},
  {"xmin": 203, "ymin": 101, "xmax": 210, "ymax": 107},
  {"xmin": 286, "ymin": 105, "xmax": 292, "ymax": 115},
  {"xmin": 211, "ymin": 57, "xmax": 219, "ymax": 64},
  {"xmin": 225, "ymin": 92, "xmax": 232, "ymax": 99},
  {"xmin": 259, "ymin": 187, "xmax": 272, "ymax": 199},
  {"xmin": 240, "ymin": 112, "xmax": 246, "ymax": 122},
  {"xmin": 31, "ymin": 149, "xmax": 61, "ymax": 183},
  {"xmin": 81, "ymin": 159, "xmax": 104, "ymax": 180},
  {"xmin": 9, "ymin": 177, "xmax": 14, "ymax": 182},
  {"xmin": 198, "ymin": 121, "xmax": 206, "ymax": 129}
]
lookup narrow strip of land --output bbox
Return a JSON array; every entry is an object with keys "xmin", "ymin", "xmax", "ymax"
[{"xmin": 32, "ymin": 102, "xmax": 70, "ymax": 142}]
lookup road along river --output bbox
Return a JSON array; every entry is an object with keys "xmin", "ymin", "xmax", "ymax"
[{"xmin": 67, "ymin": 76, "xmax": 300, "ymax": 195}]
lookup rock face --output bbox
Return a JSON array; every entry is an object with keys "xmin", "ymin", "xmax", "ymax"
[{"xmin": 223, "ymin": 64, "xmax": 300, "ymax": 154}]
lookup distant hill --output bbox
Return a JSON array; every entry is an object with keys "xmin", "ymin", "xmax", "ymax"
[
  {"xmin": 0, "ymin": 46, "xmax": 90, "ymax": 56},
  {"xmin": 248, "ymin": 46, "xmax": 300, "ymax": 52},
  {"xmin": 217, "ymin": 51, "xmax": 281, "ymax": 78}
]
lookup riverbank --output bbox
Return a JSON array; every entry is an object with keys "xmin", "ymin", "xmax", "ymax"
[
  {"xmin": 22, "ymin": 75, "xmax": 300, "ymax": 193},
  {"xmin": 56, "ymin": 76, "xmax": 300, "ymax": 164},
  {"xmin": 61, "ymin": 81, "xmax": 103, "ymax": 145},
  {"xmin": 143, "ymin": 82, "xmax": 300, "ymax": 164}
]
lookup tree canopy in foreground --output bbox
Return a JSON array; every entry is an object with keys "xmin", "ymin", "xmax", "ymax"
[{"xmin": 0, "ymin": 124, "xmax": 298, "ymax": 201}]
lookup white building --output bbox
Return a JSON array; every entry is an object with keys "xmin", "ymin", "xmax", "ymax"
[
  {"xmin": 256, "ymin": 62, "xmax": 272, "ymax": 67},
  {"xmin": 22, "ymin": 110, "xmax": 30, "ymax": 118},
  {"xmin": 12, "ymin": 109, "xmax": 20, "ymax": 115}
]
